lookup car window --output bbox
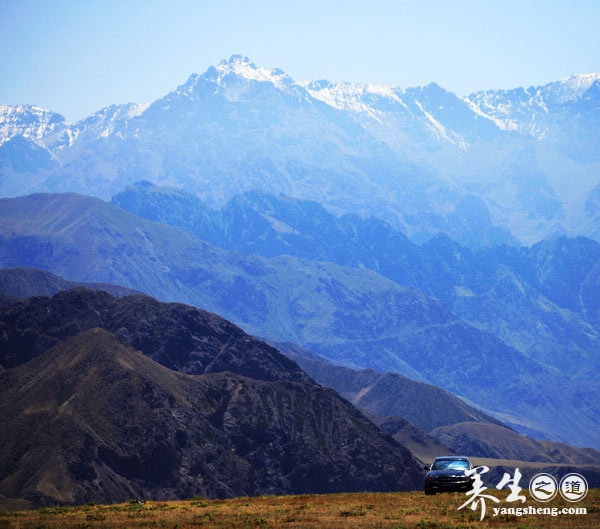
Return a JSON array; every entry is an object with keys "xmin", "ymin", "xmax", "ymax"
[{"xmin": 431, "ymin": 459, "xmax": 470, "ymax": 470}]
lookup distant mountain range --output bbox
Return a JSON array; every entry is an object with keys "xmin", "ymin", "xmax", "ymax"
[
  {"xmin": 1, "ymin": 192, "xmax": 599, "ymax": 450},
  {"xmin": 282, "ymin": 346, "xmax": 600, "ymax": 467},
  {"xmin": 2, "ymin": 56, "xmax": 599, "ymax": 505},
  {"xmin": 112, "ymin": 181, "xmax": 600, "ymax": 378},
  {"xmin": 1, "ymin": 56, "xmax": 600, "ymax": 246}
]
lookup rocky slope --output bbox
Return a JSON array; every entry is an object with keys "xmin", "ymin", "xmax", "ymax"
[
  {"xmin": 0, "ymin": 291, "xmax": 423, "ymax": 507},
  {"xmin": 283, "ymin": 348, "xmax": 502, "ymax": 433},
  {"xmin": 430, "ymin": 422, "xmax": 600, "ymax": 465}
]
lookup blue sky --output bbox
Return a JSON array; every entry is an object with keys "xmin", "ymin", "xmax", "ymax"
[{"xmin": 1, "ymin": 0, "xmax": 599, "ymax": 121}]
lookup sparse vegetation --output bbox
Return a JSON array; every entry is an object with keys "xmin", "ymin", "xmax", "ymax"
[{"xmin": 0, "ymin": 489, "xmax": 597, "ymax": 528}]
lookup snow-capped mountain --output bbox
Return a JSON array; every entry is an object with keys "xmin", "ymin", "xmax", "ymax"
[
  {"xmin": 467, "ymin": 73, "xmax": 600, "ymax": 135},
  {"xmin": 1, "ymin": 56, "xmax": 599, "ymax": 246},
  {"xmin": 302, "ymin": 80, "xmax": 496, "ymax": 151},
  {"xmin": 0, "ymin": 105, "xmax": 69, "ymax": 149},
  {"xmin": 184, "ymin": 54, "xmax": 299, "ymax": 96}
]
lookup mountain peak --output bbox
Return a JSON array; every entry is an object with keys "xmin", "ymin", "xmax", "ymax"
[
  {"xmin": 543, "ymin": 73, "xmax": 600, "ymax": 104},
  {"xmin": 214, "ymin": 55, "xmax": 291, "ymax": 87},
  {"xmin": 558, "ymin": 73, "xmax": 600, "ymax": 91},
  {"xmin": 0, "ymin": 105, "xmax": 67, "ymax": 146},
  {"xmin": 219, "ymin": 54, "xmax": 254, "ymax": 68},
  {"xmin": 178, "ymin": 56, "xmax": 295, "ymax": 99}
]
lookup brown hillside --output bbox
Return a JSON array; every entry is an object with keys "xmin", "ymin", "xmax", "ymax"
[
  {"xmin": 0, "ymin": 288, "xmax": 308, "ymax": 382},
  {"xmin": 0, "ymin": 324, "xmax": 423, "ymax": 507},
  {"xmin": 431, "ymin": 422, "xmax": 600, "ymax": 464},
  {"xmin": 286, "ymin": 351, "xmax": 502, "ymax": 432}
]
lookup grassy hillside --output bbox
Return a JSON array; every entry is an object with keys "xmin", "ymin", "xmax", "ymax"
[{"xmin": 0, "ymin": 489, "xmax": 598, "ymax": 528}]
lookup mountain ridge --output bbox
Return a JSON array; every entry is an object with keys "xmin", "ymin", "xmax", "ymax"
[
  {"xmin": 1, "ymin": 192, "xmax": 598, "ymax": 449},
  {"xmin": 0, "ymin": 324, "xmax": 422, "ymax": 507},
  {"xmin": 0, "ymin": 266, "xmax": 140, "ymax": 299},
  {"xmin": 4, "ymin": 59, "xmax": 597, "ymax": 144},
  {"xmin": 2, "ymin": 56, "xmax": 599, "ymax": 245},
  {"xmin": 111, "ymin": 181, "xmax": 600, "ymax": 383}
]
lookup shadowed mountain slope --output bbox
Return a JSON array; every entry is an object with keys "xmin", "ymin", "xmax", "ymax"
[
  {"xmin": 0, "ymin": 287, "xmax": 307, "ymax": 383},
  {"xmin": 0, "ymin": 307, "xmax": 423, "ymax": 507}
]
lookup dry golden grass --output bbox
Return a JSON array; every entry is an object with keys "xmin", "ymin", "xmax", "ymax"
[{"xmin": 0, "ymin": 489, "xmax": 597, "ymax": 529}]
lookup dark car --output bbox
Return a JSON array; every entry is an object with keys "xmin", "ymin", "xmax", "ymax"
[{"xmin": 423, "ymin": 456, "xmax": 474, "ymax": 495}]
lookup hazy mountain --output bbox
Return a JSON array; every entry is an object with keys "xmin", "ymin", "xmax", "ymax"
[
  {"xmin": 286, "ymin": 344, "xmax": 600, "ymax": 473},
  {"xmin": 0, "ymin": 312, "xmax": 422, "ymax": 507},
  {"xmin": 2, "ymin": 56, "xmax": 599, "ymax": 245},
  {"xmin": 0, "ymin": 193, "xmax": 598, "ymax": 449},
  {"xmin": 305, "ymin": 72, "xmax": 600, "ymax": 243},
  {"xmin": 467, "ymin": 74, "xmax": 600, "ymax": 154},
  {"xmin": 0, "ymin": 135, "xmax": 59, "ymax": 197},
  {"xmin": 283, "ymin": 345, "xmax": 600, "ymax": 469},
  {"xmin": 0, "ymin": 267, "xmax": 139, "ymax": 299},
  {"xmin": 430, "ymin": 422, "xmax": 600, "ymax": 465},
  {"xmin": 111, "ymin": 181, "xmax": 430, "ymax": 288},
  {"xmin": 282, "ymin": 348, "xmax": 502, "ymax": 433},
  {"xmin": 0, "ymin": 105, "xmax": 68, "ymax": 148},
  {"xmin": 374, "ymin": 416, "xmax": 455, "ymax": 465},
  {"xmin": 112, "ymin": 181, "xmax": 600, "ymax": 386}
]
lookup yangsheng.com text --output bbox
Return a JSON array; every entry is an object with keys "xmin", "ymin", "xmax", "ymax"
[{"xmin": 492, "ymin": 506, "xmax": 587, "ymax": 517}]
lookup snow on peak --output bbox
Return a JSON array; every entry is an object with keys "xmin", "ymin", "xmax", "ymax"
[
  {"xmin": 0, "ymin": 105, "xmax": 68, "ymax": 146},
  {"xmin": 543, "ymin": 73, "xmax": 600, "ymax": 103},
  {"xmin": 215, "ymin": 55, "xmax": 292, "ymax": 89},
  {"xmin": 177, "ymin": 56, "xmax": 297, "ymax": 100},
  {"xmin": 80, "ymin": 102, "xmax": 149, "ymax": 139},
  {"xmin": 463, "ymin": 72, "xmax": 600, "ymax": 137},
  {"xmin": 302, "ymin": 80, "xmax": 408, "ymax": 116},
  {"xmin": 219, "ymin": 54, "xmax": 253, "ymax": 67}
]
